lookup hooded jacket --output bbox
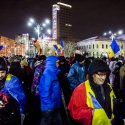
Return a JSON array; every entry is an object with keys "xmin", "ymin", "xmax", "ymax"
[{"xmin": 39, "ymin": 56, "xmax": 61, "ymax": 111}]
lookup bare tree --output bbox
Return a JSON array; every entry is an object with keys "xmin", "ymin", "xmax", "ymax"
[{"xmin": 64, "ymin": 41, "xmax": 76, "ymax": 57}]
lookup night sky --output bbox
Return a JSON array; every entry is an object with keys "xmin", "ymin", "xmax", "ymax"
[{"xmin": 0, "ymin": 0, "xmax": 125, "ymax": 40}]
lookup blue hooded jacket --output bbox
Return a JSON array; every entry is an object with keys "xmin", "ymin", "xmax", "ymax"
[{"xmin": 39, "ymin": 56, "xmax": 61, "ymax": 111}]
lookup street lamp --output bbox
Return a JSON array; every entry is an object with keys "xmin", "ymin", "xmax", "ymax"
[
  {"xmin": 103, "ymin": 30, "xmax": 124, "ymax": 39},
  {"xmin": 27, "ymin": 18, "xmax": 51, "ymax": 40},
  {"xmin": 46, "ymin": 29, "xmax": 51, "ymax": 35}
]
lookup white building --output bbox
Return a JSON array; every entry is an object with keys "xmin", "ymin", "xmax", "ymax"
[
  {"xmin": 15, "ymin": 34, "xmax": 36, "ymax": 57},
  {"xmin": 77, "ymin": 36, "xmax": 125, "ymax": 58}
]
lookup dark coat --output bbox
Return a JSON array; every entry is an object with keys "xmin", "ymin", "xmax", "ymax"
[{"xmin": 0, "ymin": 92, "xmax": 21, "ymax": 125}]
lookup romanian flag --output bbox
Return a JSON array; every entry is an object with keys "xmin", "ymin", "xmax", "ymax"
[
  {"xmin": 59, "ymin": 39, "xmax": 65, "ymax": 56},
  {"xmin": 57, "ymin": 43, "xmax": 61, "ymax": 49},
  {"xmin": 53, "ymin": 39, "xmax": 65, "ymax": 56},
  {"xmin": 59, "ymin": 39, "xmax": 64, "ymax": 49},
  {"xmin": 108, "ymin": 38, "xmax": 120, "ymax": 58},
  {"xmin": 53, "ymin": 44, "xmax": 60, "ymax": 55}
]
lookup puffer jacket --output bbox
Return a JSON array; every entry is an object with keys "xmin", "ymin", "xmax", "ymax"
[
  {"xmin": 67, "ymin": 61, "xmax": 86, "ymax": 91},
  {"xmin": 39, "ymin": 56, "xmax": 61, "ymax": 111}
]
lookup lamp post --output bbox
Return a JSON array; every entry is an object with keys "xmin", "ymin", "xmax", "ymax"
[
  {"xmin": 103, "ymin": 30, "xmax": 124, "ymax": 39},
  {"xmin": 27, "ymin": 18, "xmax": 51, "ymax": 40}
]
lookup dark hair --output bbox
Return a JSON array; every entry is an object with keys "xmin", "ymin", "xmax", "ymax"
[
  {"xmin": 37, "ymin": 55, "xmax": 46, "ymax": 61},
  {"xmin": 0, "ymin": 57, "xmax": 7, "ymax": 71},
  {"xmin": 75, "ymin": 54, "xmax": 85, "ymax": 62}
]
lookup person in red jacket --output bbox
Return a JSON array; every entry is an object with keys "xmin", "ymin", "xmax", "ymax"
[{"xmin": 68, "ymin": 58, "xmax": 116, "ymax": 125}]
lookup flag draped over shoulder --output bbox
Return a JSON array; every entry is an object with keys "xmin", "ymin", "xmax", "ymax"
[
  {"xmin": 108, "ymin": 38, "xmax": 120, "ymax": 58},
  {"xmin": 0, "ymin": 45, "xmax": 3, "ymax": 51}
]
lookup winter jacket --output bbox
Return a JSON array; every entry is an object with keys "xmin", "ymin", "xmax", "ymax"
[
  {"xmin": 68, "ymin": 80, "xmax": 116, "ymax": 125},
  {"xmin": 67, "ymin": 61, "xmax": 86, "ymax": 91},
  {"xmin": 39, "ymin": 56, "xmax": 61, "ymax": 111},
  {"xmin": 0, "ymin": 92, "xmax": 21, "ymax": 125}
]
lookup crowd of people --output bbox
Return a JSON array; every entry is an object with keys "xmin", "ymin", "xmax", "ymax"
[{"xmin": 0, "ymin": 53, "xmax": 125, "ymax": 125}]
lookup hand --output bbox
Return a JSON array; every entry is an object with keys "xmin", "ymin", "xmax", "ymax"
[{"xmin": 0, "ymin": 101, "xmax": 5, "ymax": 109}]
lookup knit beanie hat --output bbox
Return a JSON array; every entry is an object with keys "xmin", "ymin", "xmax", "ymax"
[
  {"xmin": 88, "ymin": 58, "xmax": 109, "ymax": 75},
  {"xmin": 0, "ymin": 57, "xmax": 7, "ymax": 71},
  {"xmin": 75, "ymin": 54, "xmax": 85, "ymax": 62}
]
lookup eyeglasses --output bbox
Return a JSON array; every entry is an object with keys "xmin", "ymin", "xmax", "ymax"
[{"xmin": 96, "ymin": 72, "xmax": 107, "ymax": 77}]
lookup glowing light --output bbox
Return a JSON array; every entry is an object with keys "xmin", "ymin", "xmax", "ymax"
[
  {"xmin": 29, "ymin": 18, "xmax": 35, "ymax": 23},
  {"xmin": 42, "ymin": 23, "xmax": 46, "ymax": 27},
  {"xmin": 103, "ymin": 32, "xmax": 107, "ymax": 36},
  {"xmin": 45, "ymin": 19, "xmax": 50, "ymax": 24},
  {"xmin": 57, "ymin": 2, "xmax": 72, "ymax": 8},
  {"xmin": 46, "ymin": 29, "xmax": 51, "ymax": 34},
  {"xmin": 109, "ymin": 31, "xmax": 112, "ymax": 34},
  {"xmin": 27, "ymin": 22, "xmax": 32, "ymax": 27},
  {"xmin": 118, "ymin": 30, "xmax": 123, "ymax": 35}
]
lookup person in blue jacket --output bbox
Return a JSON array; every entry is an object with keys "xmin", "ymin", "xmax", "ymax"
[
  {"xmin": 0, "ymin": 57, "xmax": 26, "ymax": 125},
  {"xmin": 39, "ymin": 56, "xmax": 63, "ymax": 125},
  {"xmin": 67, "ymin": 54, "xmax": 86, "ymax": 91}
]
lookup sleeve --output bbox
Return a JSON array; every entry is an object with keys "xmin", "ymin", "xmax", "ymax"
[
  {"xmin": 67, "ymin": 65, "xmax": 80, "ymax": 90},
  {"xmin": 68, "ymin": 84, "xmax": 93, "ymax": 125}
]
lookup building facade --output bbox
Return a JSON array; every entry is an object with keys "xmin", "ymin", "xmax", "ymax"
[
  {"xmin": 52, "ymin": 2, "xmax": 72, "ymax": 41},
  {"xmin": 77, "ymin": 36, "xmax": 125, "ymax": 58},
  {"xmin": 0, "ymin": 36, "xmax": 25, "ymax": 57},
  {"xmin": 15, "ymin": 34, "xmax": 35, "ymax": 57}
]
